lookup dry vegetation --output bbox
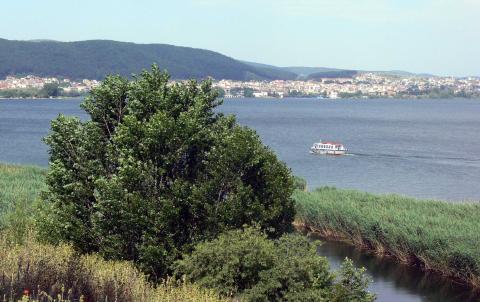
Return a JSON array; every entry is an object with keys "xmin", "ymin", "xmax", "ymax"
[{"xmin": 0, "ymin": 235, "xmax": 227, "ymax": 302}]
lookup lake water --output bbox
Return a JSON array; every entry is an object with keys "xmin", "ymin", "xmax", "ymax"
[
  {"xmin": 1, "ymin": 97, "xmax": 480, "ymax": 301},
  {"xmin": 221, "ymin": 98, "xmax": 480, "ymax": 202}
]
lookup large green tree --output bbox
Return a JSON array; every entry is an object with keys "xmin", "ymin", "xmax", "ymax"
[{"xmin": 38, "ymin": 65, "xmax": 295, "ymax": 278}]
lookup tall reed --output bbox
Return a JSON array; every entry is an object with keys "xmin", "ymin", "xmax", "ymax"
[
  {"xmin": 294, "ymin": 187, "xmax": 480, "ymax": 288},
  {"xmin": 0, "ymin": 164, "xmax": 46, "ymax": 242}
]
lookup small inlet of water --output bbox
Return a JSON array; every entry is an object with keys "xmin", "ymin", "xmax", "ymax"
[{"xmin": 306, "ymin": 232, "xmax": 480, "ymax": 302}]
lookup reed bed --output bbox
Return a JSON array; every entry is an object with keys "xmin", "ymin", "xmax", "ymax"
[
  {"xmin": 0, "ymin": 164, "xmax": 45, "ymax": 207},
  {"xmin": 294, "ymin": 187, "xmax": 480, "ymax": 288},
  {"xmin": 0, "ymin": 164, "xmax": 46, "ymax": 240}
]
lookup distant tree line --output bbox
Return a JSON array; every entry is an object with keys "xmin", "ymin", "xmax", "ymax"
[{"xmin": 0, "ymin": 83, "xmax": 85, "ymax": 98}]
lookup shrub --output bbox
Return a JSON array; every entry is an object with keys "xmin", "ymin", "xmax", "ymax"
[
  {"xmin": 175, "ymin": 227, "xmax": 277, "ymax": 297},
  {"xmin": 242, "ymin": 233, "xmax": 334, "ymax": 302},
  {"xmin": 38, "ymin": 65, "xmax": 295, "ymax": 279},
  {"xmin": 293, "ymin": 176, "xmax": 307, "ymax": 191},
  {"xmin": 0, "ymin": 235, "xmax": 227, "ymax": 302},
  {"xmin": 175, "ymin": 227, "xmax": 374, "ymax": 302},
  {"xmin": 332, "ymin": 258, "xmax": 375, "ymax": 302}
]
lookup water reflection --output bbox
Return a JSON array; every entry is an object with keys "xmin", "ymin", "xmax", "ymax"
[{"xmin": 306, "ymin": 233, "xmax": 480, "ymax": 302}]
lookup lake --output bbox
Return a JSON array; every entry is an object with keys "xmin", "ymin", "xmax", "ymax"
[
  {"xmin": 3, "ymin": 98, "xmax": 479, "ymax": 201},
  {"xmin": 1, "ymin": 97, "xmax": 480, "ymax": 301}
]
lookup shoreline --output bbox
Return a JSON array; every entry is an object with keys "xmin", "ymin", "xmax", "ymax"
[
  {"xmin": 1, "ymin": 96, "xmax": 478, "ymax": 101},
  {"xmin": 294, "ymin": 187, "xmax": 480, "ymax": 290},
  {"xmin": 294, "ymin": 221, "xmax": 479, "ymax": 290},
  {"xmin": 0, "ymin": 96, "xmax": 85, "ymax": 100}
]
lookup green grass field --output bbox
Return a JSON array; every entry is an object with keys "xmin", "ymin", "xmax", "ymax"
[
  {"xmin": 294, "ymin": 187, "xmax": 480, "ymax": 287},
  {"xmin": 0, "ymin": 163, "xmax": 46, "ymax": 238}
]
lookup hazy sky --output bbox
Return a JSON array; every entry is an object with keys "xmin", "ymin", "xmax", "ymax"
[{"xmin": 2, "ymin": 0, "xmax": 479, "ymax": 76}]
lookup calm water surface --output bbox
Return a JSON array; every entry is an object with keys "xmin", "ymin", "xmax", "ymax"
[
  {"xmin": 221, "ymin": 98, "xmax": 480, "ymax": 202},
  {"xmin": 1, "ymin": 97, "xmax": 480, "ymax": 301},
  {"xmin": 315, "ymin": 236, "xmax": 480, "ymax": 302}
]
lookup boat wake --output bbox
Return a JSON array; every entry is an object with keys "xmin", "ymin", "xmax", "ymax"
[{"xmin": 348, "ymin": 152, "xmax": 480, "ymax": 163}]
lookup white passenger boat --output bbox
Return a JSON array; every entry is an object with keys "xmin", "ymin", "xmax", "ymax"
[{"xmin": 310, "ymin": 140, "xmax": 346, "ymax": 155}]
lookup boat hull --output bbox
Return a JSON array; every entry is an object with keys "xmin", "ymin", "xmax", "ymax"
[{"xmin": 310, "ymin": 149, "xmax": 346, "ymax": 155}]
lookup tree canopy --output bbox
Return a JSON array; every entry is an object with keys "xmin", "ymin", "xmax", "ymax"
[{"xmin": 38, "ymin": 65, "xmax": 295, "ymax": 279}]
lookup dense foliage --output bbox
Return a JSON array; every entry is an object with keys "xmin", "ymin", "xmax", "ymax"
[
  {"xmin": 0, "ymin": 38, "xmax": 296, "ymax": 81},
  {"xmin": 175, "ymin": 227, "xmax": 374, "ymax": 302},
  {"xmin": 38, "ymin": 66, "xmax": 295, "ymax": 279},
  {"xmin": 295, "ymin": 187, "xmax": 480, "ymax": 287}
]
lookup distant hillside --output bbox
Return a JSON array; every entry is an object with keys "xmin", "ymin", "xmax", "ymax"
[
  {"xmin": 240, "ymin": 61, "xmax": 298, "ymax": 80},
  {"xmin": 243, "ymin": 61, "xmax": 435, "ymax": 79},
  {"xmin": 307, "ymin": 70, "xmax": 358, "ymax": 79},
  {"xmin": 0, "ymin": 39, "xmax": 295, "ymax": 81},
  {"xmin": 282, "ymin": 66, "xmax": 346, "ymax": 77},
  {"xmin": 369, "ymin": 70, "xmax": 436, "ymax": 78},
  {"xmin": 0, "ymin": 38, "xmax": 436, "ymax": 81},
  {"xmin": 242, "ymin": 62, "xmax": 347, "ymax": 80}
]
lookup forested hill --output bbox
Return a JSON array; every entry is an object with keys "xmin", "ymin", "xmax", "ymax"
[{"xmin": 0, "ymin": 38, "xmax": 297, "ymax": 81}]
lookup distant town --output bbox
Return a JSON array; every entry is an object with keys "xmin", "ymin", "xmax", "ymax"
[
  {"xmin": 0, "ymin": 75, "xmax": 100, "ymax": 98},
  {"xmin": 1, "ymin": 73, "xmax": 480, "ymax": 99},
  {"xmin": 213, "ymin": 73, "xmax": 480, "ymax": 99}
]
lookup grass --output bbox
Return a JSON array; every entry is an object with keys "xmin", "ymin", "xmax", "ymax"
[{"xmin": 294, "ymin": 187, "xmax": 480, "ymax": 288}]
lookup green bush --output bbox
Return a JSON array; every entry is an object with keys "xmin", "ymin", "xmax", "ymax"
[
  {"xmin": 333, "ymin": 259, "xmax": 375, "ymax": 302},
  {"xmin": 242, "ymin": 233, "xmax": 334, "ymax": 302},
  {"xmin": 293, "ymin": 176, "xmax": 307, "ymax": 191},
  {"xmin": 175, "ymin": 227, "xmax": 374, "ymax": 302},
  {"xmin": 38, "ymin": 65, "xmax": 295, "ymax": 279}
]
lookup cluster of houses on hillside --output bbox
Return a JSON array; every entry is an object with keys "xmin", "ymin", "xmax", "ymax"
[
  {"xmin": 213, "ymin": 73, "xmax": 480, "ymax": 99},
  {"xmin": 1, "ymin": 73, "xmax": 479, "ymax": 99},
  {"xmin": 0, "ymin": 75, "xmax": 100, "ymax": 94}
]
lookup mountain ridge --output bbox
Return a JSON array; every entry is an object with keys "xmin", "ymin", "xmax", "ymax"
[
  {"xmin": 0, "ymin": 38, "xmax": 295, "ymax": 81},
  {"xmin": 0, "ymin": 38, "xmax": 436, "ymax": 80}
]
